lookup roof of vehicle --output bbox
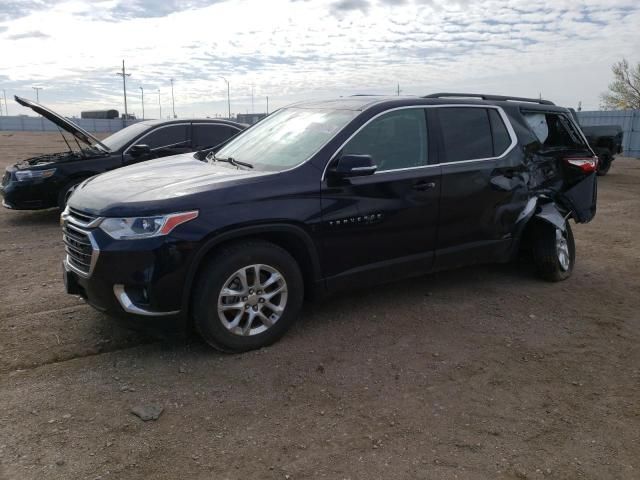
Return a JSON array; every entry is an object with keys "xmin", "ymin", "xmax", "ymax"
[
  {"xmin": 135, "ymin": 118, "xmax": 247, "ymax": 128},
  {"xmin": 288, "ymin": 94, "xmax": 569, "ymax": 113}
]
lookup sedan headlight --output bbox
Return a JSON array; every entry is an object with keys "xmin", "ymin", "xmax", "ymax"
[
  {"xmin": 14, "ymin": 168, "xmax": 56, "ymax": 182},
  {"xmin": 99, "ymin": 211, "xmax": 199, "ymax": 240}
]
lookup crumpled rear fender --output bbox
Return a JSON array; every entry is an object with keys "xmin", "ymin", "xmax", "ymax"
[
  {"xmin": 507, "ymin": 197, "xmax": 568, "ymax": 260},
  {"xmin": 534, "ymin": 202, "xmax": 567, "ymax": 231}
]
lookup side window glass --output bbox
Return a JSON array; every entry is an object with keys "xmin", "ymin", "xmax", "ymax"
[
  {"xmin": 439, "ymin": 107, "xmax": 493, "ymax": 162},
  {"xmin": 192, "ymin": 124, "xmax": 239, "ymax": 149},
  {"xmin": 523, "ymin": 112, "xmax": 586, "ymax": 151},
  {"xmin": 342, "ymin": 109, "xmax": 428, "ymax": 172},
  {"xmin": 141, "ymin": 125, "xmax": 189, "ymax": 149},
  {"xmin": 488, "ymin": 109, "xmax": 511, "ymax": 156}
]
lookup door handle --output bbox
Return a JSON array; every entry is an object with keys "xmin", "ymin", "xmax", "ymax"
[{"xmin": 412, "ymin": 181, "xmax": 436, "ymax": 191}]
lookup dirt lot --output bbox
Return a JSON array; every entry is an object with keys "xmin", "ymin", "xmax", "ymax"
[{"xmin": 0, "ymin": 131, "xmax": 639, "ymax": 480}]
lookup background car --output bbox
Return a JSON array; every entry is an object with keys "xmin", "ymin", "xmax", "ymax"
[
  {"xmin": 569, "ymin": 108, "xmax": 623, "ymax": 176},
  {"xmin": 1, "ymin": 96, "xmax": 246, "ymax": 210}
]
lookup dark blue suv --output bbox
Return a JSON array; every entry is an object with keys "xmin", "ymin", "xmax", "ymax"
[{"xmin": 62, "ymin": 94, "xmax": 598, "ymax": 352}]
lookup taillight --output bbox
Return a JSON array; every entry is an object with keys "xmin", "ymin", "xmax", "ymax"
[{"xmin": 564, "ymin": 156, "xmax": 598, "ymax": 173}]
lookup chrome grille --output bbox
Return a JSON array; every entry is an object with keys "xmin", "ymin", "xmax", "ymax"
[
  {"xmin": 63, "ymin": 223, "xmax": 95, "ymax": 275},
  {"xmin": 61, "ymin": 207, "xmax": 102, "ymax": 277},
  {"xmin": 67, "ymin": 207, "xmax": 99, "ymax": 226}
]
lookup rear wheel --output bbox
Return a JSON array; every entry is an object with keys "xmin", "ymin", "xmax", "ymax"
[
  {"xmin": 531, "ymin": 220, "xmax": 575, "ymax": 282},
  {"xmin": 596, "ymin": 153, "xmax": 612, "ymax": 176},
  {"xmin": 193, "ymin": 241, "xmax": 304, "ymax": 352}
]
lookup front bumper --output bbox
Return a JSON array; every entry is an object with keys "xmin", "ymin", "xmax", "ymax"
[
  {"xmin": 62, "ymin": 226, "xmax": 198, "ymax": 325},
  {"xmin": 1, "ymin": 170, "xmax": 59, "ymax": 210}
]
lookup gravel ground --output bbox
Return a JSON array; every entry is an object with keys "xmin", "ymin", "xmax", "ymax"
[{"xmin": 0, "ymin": 131, "xmax": 639, "ymax": 480}]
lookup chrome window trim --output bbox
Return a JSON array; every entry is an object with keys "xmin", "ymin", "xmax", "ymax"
[
  {"xmin": 123, "ymin": 122, "xmax": 191, "ymax": 155},
  {"xmin": 321, "ymin": 104, "xmax": 518, "ymax": 181}
]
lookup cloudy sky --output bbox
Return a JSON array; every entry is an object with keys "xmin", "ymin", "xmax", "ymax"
[{"xmin": 0, "ymin": 0, "xmax": 639, "ymax": 118}]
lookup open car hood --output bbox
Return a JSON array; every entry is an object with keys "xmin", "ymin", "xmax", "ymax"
[{"xmin": 14, "ymin": 95, "xmax": 110, "ymax": 152}]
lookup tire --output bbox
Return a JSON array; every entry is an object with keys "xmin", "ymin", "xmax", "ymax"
[
  {"xmin": 531, "ymin": 220, "xmax": 575, "ymax": 282},
  {"xmin": 193, "ymin": 240, "xmax": 304, "ymax": 352},
  {"xmin": 596, "ymin": 153, "xmax": 612, "ymax": 176},
  {"xmin": 57, "ymin": 179, "xmax": 85, "ymax": 210}
]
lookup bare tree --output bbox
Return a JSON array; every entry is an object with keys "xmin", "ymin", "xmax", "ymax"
[{"xmin": 600, "ymin": 59, "xmax": 640, "ymax": 110}]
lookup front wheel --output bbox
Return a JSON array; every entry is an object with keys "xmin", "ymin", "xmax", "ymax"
[
  {"xmin": 531, "ymin": 220, "xmax": 575, "ymax": 282},
  {"xmin": 193, "ymin": 241, "xmax": 304, "ymax": 352},
  {"xmin": 57, "ymin": 179, "xmax": 85, "ymax": 210}
]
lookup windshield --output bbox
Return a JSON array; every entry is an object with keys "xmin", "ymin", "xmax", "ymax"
[
  {"xmin": 214, "ymin": 107, "xmax": 359, "ymax": 171},
  {"xmin": 100, "ymin": 122, "xmax": 151, "ymax": 152}
]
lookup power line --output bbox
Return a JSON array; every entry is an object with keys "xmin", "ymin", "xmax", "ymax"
[
  {"xmin": 170, "ymin": 79, "xmax": 176, "ymax": 118},
  {"xmin": 32, "ymin": 86, "xmax": 43, "ymax": 102},
  {"xmin": 139, "ymin": 86, "xmax": 145, "ymax": 120},
  {"xmin": 115, "ymin": 60, "xmax": 131, "ymax": 120},
  {"xmin": 219, "ymin": 76, "xmax": 231, "ymax": 119}
]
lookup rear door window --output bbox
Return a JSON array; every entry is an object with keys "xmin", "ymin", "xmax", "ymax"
[
  {"xmin": 523, "ymin": 111, "xmax": 587, "ymax": 151},
  {"xmin": 192, "ymin": 124, "xmax": 240, "ymax": 149},
  {"xmin": 438, "ymin": 107, "xmax": 493, "ymax": 162}
]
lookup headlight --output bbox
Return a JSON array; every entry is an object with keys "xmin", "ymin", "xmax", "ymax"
[
  {"xmin": 99, "ymin": 211, "xmax": 199, "ymax": 240},
  {"xmin": 14, "ymin": 168, "xmax": 56, "ymax": 182}
]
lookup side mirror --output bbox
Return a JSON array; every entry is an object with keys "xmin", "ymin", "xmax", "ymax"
[
  {"xmin": 330, "ymin": 154, "xmax": 377, "ymax": 177},
  {"xmin": 129, "ymin": 144, "xmax": 151, "ymax": 157}
]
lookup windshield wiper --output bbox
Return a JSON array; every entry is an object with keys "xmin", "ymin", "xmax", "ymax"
[{"xmin": 209, "ymin": 153, "xmax": 253, "ymax": 169}]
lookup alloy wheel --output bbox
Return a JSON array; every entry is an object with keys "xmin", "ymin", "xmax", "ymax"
[
  {"xmin": 555, "ymin": 228, "xmax": 570, "ymax": 271},
  {"xmin": 217, "ymin": 264, "xmax": 288, "ymax": 336}
]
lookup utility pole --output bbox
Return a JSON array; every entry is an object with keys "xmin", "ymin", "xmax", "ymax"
[
  {"xmin": 139, "ymin": 86, "xmax": 145, "ymax": 120},
  {"xmin": 266, "ymin": 96, "xmax": 269, "ymax": 115},
  {"xmin": 396, "ymin": 83, "xmax": 400, "ymax": 96},
  {"xmin": 32, "ymin": 86, "xmax": 43, "ymax": 102},
  {"xmin": 578, "ymin": 101, "xmax": 582, "ymax": 112},
  {"xmin": 2, "ymin": 89, "xmax": 7, "ymax": 116},
  {"xmin": 219, "ymin": 76, "xmax": 231, "ymax": 119},
  {"xmin": 158, "ymin": 89, "xmax": 162, "ymax": 118},
  {"xmin": 170, "ymin": 79, "xmax": 176, "ymax": 118},
  {"xmin": 115, "ymin": 60, "xmax": 131, "ymax": 120},
  {"xmin": 251, "ymin": 84, "xmax": 254, "ymax": 113}
]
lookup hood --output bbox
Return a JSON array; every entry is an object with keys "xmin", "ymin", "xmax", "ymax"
[
  {"xmin": 14, "ymin": 151, "xmax": 81, "ymax": 169},
  {"xmin": 15, "ymin": 96, "xmax": 110, "ymax": 152},
  {"xmin": 69, "ymin": 153, "xmax": 271, "ymax": 214}
]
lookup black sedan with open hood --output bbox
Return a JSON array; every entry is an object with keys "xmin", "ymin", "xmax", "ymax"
[{"xmin": 1, "ymin": 96, "xmax": 246, "ymax": 210}]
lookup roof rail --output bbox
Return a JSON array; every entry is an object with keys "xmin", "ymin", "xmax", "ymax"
[{"xmin": 423, "ymin": 93, "xmax": 555, "ymax": 106}]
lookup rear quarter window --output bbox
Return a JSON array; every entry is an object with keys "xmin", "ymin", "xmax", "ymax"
[{"xmin": 523, "ymin": 111, "xmax": 587, "ymax": 152}]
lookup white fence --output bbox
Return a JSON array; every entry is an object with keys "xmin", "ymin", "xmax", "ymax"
[
  {"xmin": 577, "ymin": 110, "xmax": 640, "ymax": 158},
  {"xmin": 0, "ymin": 116, "xmax": 143, "ymax": 133}
]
